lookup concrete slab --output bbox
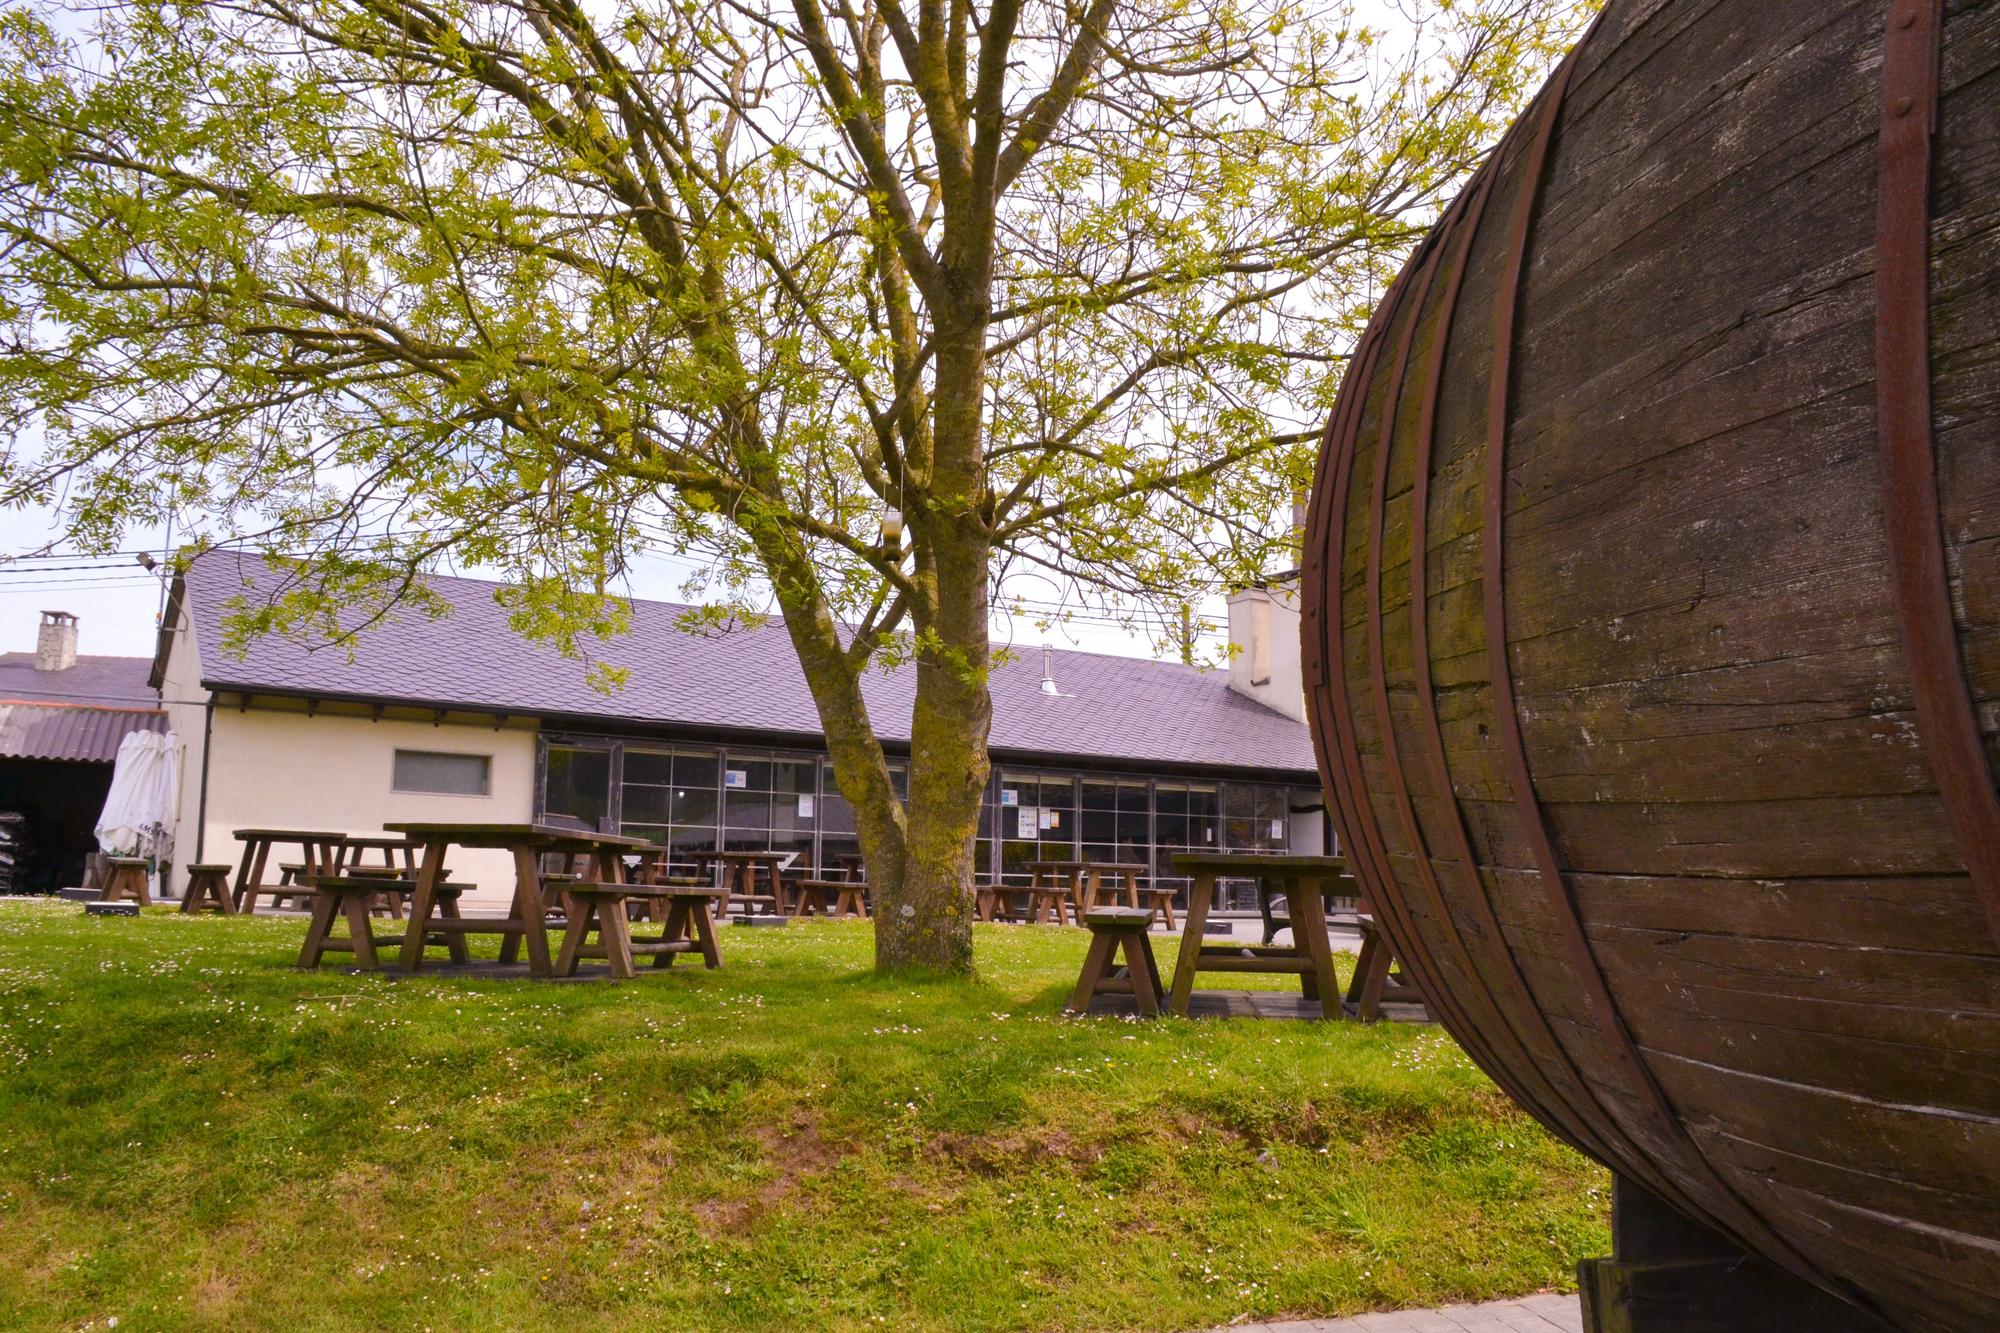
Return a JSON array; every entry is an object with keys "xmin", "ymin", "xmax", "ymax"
[{"xmin": 1212, "ymin": 1293, "xmax": 1581, "ymax": 1333}]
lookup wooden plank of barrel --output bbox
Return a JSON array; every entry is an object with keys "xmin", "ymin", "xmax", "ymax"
[{"xmin": 1299, "ymin": 3, "xmax": 2000, "ymax": 1331}]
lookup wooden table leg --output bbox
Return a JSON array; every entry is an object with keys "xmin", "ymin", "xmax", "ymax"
[
  {"xmin": 398, "ymin": 839, "xmax": 449, "ymax": 971},
  {"xmin": 1065, "ymin": 928, "xmax": 1118, "ymax": 1014},
  {"xmin": 691, "ymin": 897, "xmax": 722, "ymax": 968},
  {"xmin": 237, "ymin": 840, "xmax": 271, "ymax": 914},
  {"xmin": 556, "ymin": 898, "xmax": 597, "ymax": 977},
  {"xmin": 1346, "ymin": 921, "xmax": 1392, "ymax": 1022},
  {"xmin": 1168, "ymin": 872, "xmax": 1214, "ymax": 1017},
  {"xmin": 343, "ymin": 892, "xmax": 380, "ymax": 970},
  {"xmin": 510, "ymin": 846, "xmax": 554, "ymax": 977},
  {"xmin": 439, "ymin": 890, "xmax": 470, "ymax": 964},
  {"xmin": 1121, "ymin": 928, "xmax": 1164, "ymax": 1018},
  {"xmin": 231, "ymin": 841, "xmax": 258, "ymax": 913},
  {"xmin": 1288, "ymin": 873, "xmax": 1343, "ymax": 1020},
  {"xmin": 598, "ymin": 898, "xmax": 635, "ymax": 980},
  {"xmin": 298, "ymin": 890, "xmax": 339, "ymax": 968}
]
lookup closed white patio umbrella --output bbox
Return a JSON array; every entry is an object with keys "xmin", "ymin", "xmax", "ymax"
[{"xmin": 95, "ymin": 730, "xmax": 181, "ymax": 893}]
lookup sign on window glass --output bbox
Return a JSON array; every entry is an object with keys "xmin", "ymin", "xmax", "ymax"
[
  {"xmin": 1017, "ymin": 807, "xmax": 1038, "ymax": 838},
  {"xmin": 724, "ymin": 769, "xmax": 748, "ymax": 789},
  {"xmin": 797, "ymin": 794, "xmax": 815, "ymax": 817},
  {"xmin": 1269, "ymin": 818, "xmax": 1285, "ymax": 840},
  {"xmin": 1000, "ymin": 788, "xmax": 1019, "ymax": 806}
]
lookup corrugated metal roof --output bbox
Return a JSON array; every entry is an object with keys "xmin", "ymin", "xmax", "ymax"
[
  {"xmin": 0, "ymin": 700, "xmax": 167, "ymax": 763},
  {"xmin": 175, "ymin": 551, "xmax": 1317, "ymax": 776}
]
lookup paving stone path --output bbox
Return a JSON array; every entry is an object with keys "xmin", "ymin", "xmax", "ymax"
[{"xmin": 1212, "ymin": 1291, "xmax": 1581, "ymax": 1333}]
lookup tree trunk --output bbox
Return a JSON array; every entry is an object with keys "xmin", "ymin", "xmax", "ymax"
[{"xmin": 873, "ymin": 312, "xmax": 992, "ymax": 973}]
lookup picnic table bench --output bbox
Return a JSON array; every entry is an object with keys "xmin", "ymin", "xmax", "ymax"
[
  {"xmin": 789, "ymin": 878, "xmax": 869, "ymax": 919},
  {"xmin": 297, "ymin": 878, "xmax": 469, "ymax": 970},
  {"xmin": 384, "ymin": 822, "xmax": 648, "ymax": 977},
  {"xmin": 555, "ymin": 883, "xmax": 724, "ymax": 979}
]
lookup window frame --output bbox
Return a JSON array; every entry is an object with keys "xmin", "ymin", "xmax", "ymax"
[{"xmin": 391, "ymin": 747, "xmax": 494, "ymax": 798}]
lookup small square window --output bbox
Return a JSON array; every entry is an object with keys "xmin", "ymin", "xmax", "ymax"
[{"xmin": 393, "ymin": 749, "xmax": 492, "ymax": 796}]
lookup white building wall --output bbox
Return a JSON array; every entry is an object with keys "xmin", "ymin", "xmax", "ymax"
[{"xmin": 158, "ymin": 600, "xmax": 539, "ymax": 909}]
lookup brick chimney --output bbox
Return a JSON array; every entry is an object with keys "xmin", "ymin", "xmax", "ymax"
[{"xmin": 35, "ymin": 610, "xmax": 78, "ymax": 672}]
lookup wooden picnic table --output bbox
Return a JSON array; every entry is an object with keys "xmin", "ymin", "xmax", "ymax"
[
  {"xmin": 232, "ymin": 828, "xmax": 347, "ymax": 913},
  {"xmin": 334, "ymin": 836, "xmax": 425, "ymax": 875},
  {"xmin": 1167, "ymin": 853, "xmax": 1353, "ymax": 1020},
  {"xmin": 695, "ymin": 849, "xmax": 792, "ymax": 914},
  {"xmin": 384, "ymin": 822, "xmax": 650, "ymax": 976},
  {"xmin": 1023, "ymin": 860, "xmax": 1086, "ymax": 924}
]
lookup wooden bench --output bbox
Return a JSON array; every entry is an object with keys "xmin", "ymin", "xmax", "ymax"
[
  {"xmin": 555, "ymin": 884, "xmax": 724, "ymax": 980},
  {"xmin": 789, "ymin": 878, "xmax": 868, "ymax": 919},
  {"xmin": 178, "ymin": 863, "xmax": 237, "ymax": 915},
  {"xmin": 101, "ymin": 856, "xmax": 151, "ymax": 907},
  {"xmin": 974, "ymin": 884, "xmax": 1016, "ymax": 921},
  {"xmin": 299, "ymin": 879, "xmax": 467, "ymax": 969},
  {"xmin": 1024, "ymin": 881, "xmax": 1073, "ymax": 926},
  {"xmin": 1344, "ymin": 915, "xmax": 1422, "ymax": 1022},
  {"xmin": 1064, "ymin": 907, "xmax": 1168, "ymax": 1017},
  {"xmin": 831, "ymin": 880, "xmax": 868, "ymax": 919},
  {"xmin": 1136, "ymin": 885, "xmax": 1177, "ymax": 931}
]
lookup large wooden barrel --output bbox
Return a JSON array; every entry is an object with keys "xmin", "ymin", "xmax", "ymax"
[{"xmin": 1299, "ymin": 2, "xmax": 2000, "ymax": 1330}]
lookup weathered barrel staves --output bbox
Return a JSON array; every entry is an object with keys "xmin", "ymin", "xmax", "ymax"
[{"xmin": 1300, "ymin": 2, "xmax": 2000, "ymax": 1331}]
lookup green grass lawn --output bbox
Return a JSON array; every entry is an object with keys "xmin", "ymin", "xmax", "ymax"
[{"xmin": 0, "ymin": 899, "xmax": 1606, "ymax": 1332}]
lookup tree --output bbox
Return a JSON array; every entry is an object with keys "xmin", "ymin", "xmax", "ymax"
[{"xmin": 0, "ymin": 0, "xmax": 1592, "ymax": 972}]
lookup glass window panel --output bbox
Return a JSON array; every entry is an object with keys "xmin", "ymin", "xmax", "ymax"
[
  {"xmin": 728, "ymin": 758, "xmax": 772, "ymax": 792},
  {"xmin": 1187, "ymin": 784, "xmax": 1220, "ymax": 819},
  {"xmin": 1156, "ymin": 784, "xmax": 1188, "ymax": 817},
  {"xmin": 1155, "ymin": 811, "xmax": 1188, "ymax": 848},
  {"xmin": 622, "ymin": 783, "xmax": 669, "ymax": 826},
  {"xmin": 543, "ymin": 746, "xmax": 610, "ymax": 824},
  {"xmin": 624, "ymin": 750, "xmax": 672, "ymax": 785},
  {"xmin": 670, "ymin": 823, "xmax": 718, "ymax": 854},
  {"xmin": 767, "ymin": 826, "xmax": 812, "ymax": 856},
  {"xmin": 820, "ymin": 836, "xmax": 860, "ymax": 876},
  {"xmin": 674, "ymin": 752, "xmax": 719, "ymax": 788},
  {"xmin": 889, "ymin": 764, "xmax": 908, "ymax": 800},
  {"xmin": 1116, "ymin": 810, "xmax": 1150, "ymax": 850},
  {"xmin": 1080, "ymin": 780, "xmax": 1118, "ymax": 811},
  {"xmin": 623, "ymin": 824, "xmax": 669, "ymax": 847},
  {"xmin": 671, "ymin": 785, "xmax": 718, "ymax": 830},
  {"xmin": 820, "ymin": 770, "xmax": 857, "ymax": 833},
  {"xmin": 393, "ymin": 749, "xmax": 491, "ymax": 796},
  {"xmin": 1079, "ymin": 807, "xmax": 1117, "ymax": 844},
  {"xmin": 725, "ymin": 789, "xmax": 772, "ymax": 830},
  {"xmin": 772, "ymin": 760, "xmax": 814, "ymax": 796},
  {"xmin": 1118, "ymin": 782, "xmax": 1150, "ymax": 814},
  {"xmin": 772, "ymin": 797, "xmax": 815, "ymax": 841},
  {"xmin": 1000, "ymin": 839, "xmax": 1037, "ymax": 884}
]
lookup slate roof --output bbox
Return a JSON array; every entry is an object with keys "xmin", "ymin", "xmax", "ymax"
[
  {"xmin": 167, "ymin": 552, "xmax": 1316, "ymax": 777},
  {"xmin": 0, "ymin": 654, "xmax": 165, "ymax": 763},
  {"xmin": 0, "ymin": 653, "xmax": 159, "ymax": 708}
]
